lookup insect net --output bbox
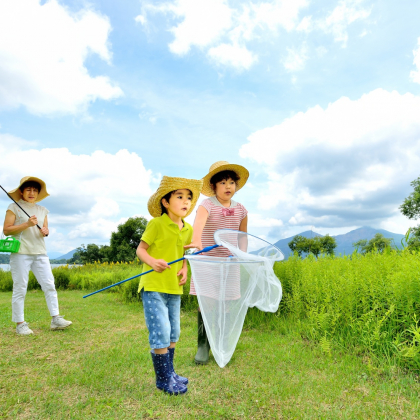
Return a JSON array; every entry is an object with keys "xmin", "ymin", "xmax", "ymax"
[{"xmin": 186, "ymin": 229, "xmax": 284, "ymax": 367}]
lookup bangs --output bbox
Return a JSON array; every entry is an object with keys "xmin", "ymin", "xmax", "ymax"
[
  {"xmin": 20, "ymin": 181, "xmax": 41, "ymax": 192},
  {"xmin": 210, "ymin": 170, "xmax": 239, "ymax": 185}
]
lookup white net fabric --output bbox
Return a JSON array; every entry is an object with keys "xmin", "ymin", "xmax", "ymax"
[{"xmin": 186, "ymin": 229, "xmax": 284, "ymax": 367}]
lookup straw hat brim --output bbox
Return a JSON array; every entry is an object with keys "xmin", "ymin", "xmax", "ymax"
[
  {"xmin": 201, "ymin": 163, "xmax": 249, "ymax": 197},
  {"xmin": 148, "ymin": 176, "xmax": 204, "ymax": 218},
  {"xmin": 8, "ymin": 176, "xmax": 50, "ymax": 203}
]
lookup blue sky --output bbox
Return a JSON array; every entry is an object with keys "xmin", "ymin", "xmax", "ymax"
[{"xmin": 1, "ymin": 0, "xmax": 420, "ymax": 255}]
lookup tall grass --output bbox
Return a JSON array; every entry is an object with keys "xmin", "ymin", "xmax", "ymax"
[
  {"xmin": 2, "ymin": 250, "xmax": 420, "ymax": 370},
  {"xmin": 0, "ymin": 260, "xmax": 199, "ymax": 309},
  {"xmin": 273, "ymin": 249, "xmax": 420, "ymax": 370}
]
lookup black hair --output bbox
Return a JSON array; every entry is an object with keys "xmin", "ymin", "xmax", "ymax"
[
  {"xmin": 20, "ymin": 181, "xmax": 41, "ymax": 193},
  {"xmin": 160, "ymin": 189, "xmax": 193, "ymax": 215},
  {"xmin": 210, "ymin": 170, "xmax": 239, "ymax": 190}
]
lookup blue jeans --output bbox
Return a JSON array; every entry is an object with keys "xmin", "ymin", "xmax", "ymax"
[{"xmin": 141, "ymin": 290, "xmax": 181, "ymax": 349}]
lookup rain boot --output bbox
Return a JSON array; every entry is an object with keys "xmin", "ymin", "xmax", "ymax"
[
  {"xmin": 151, "ymin": 351, "xmax": 187, "ymax": 395},
  {"xmin": 168, "ymin": 347, "xmax": 188, "ymax": 385},
  {"xmin": 194, "ymin": 312, "xmax": 210, "ymax": 364}
]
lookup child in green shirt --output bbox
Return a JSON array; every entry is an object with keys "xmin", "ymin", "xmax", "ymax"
[{"xmin": 137, "ymin": 176, "xmax": 203, "ymax": 395}]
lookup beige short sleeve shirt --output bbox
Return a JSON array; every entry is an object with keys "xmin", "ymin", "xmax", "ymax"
[{"xmin": 7, "ymin": 200, "xmax": 49, "ymax": 255}]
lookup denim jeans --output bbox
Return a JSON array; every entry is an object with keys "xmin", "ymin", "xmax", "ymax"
[{"xmin": 141, "ymin": 290, "xmax": 181, "ymax": 349}]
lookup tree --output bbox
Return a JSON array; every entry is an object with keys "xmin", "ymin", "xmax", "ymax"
[
  {"xmin": 400, "ymin": 176, "xmax": 420, "ymax": 220},
  {"xmin": 400, "ymin": 176, "xmax": 420, "ymax": 250},
  {"xmin": 352, "ymin": 233, "xmax": 392, "ymax": 254},
  {"xmin": 109, "ymin": 217, "xmax": 148, "ymax": 262},
  {"xmin": 288, "ymin": 235, "xmax": 307, "ymax": 257},
  {"xmin": 67, "ymin": 251, "xmax": 82, "ymax": 264},
  {"xmin": 320, "ymin": 235, "xmax": 337, "ymax": 256},
  {"xmin": 288, "ymin": 234, "xmax": 337, "ymax": 258},
  {"xmin": 74, "ymin": 244, "xmax": 110, "ymax": 264}
]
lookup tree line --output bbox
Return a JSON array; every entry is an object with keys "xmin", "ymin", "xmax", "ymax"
[
  {"xmin": 3, "ymin": 174, "xmax": 420, "ymax": 265},
  {"xmin": 67, "ymin": 217, "xmax": 148, "ymax": 264}
]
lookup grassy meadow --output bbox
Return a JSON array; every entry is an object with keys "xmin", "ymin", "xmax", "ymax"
[
  {"xmin": 1, "ymin": 290, "xmax": 420, "ymax": 419},
  {"xmin": 1, "ymin": 250, "xmax": 420, "ymax": 418}
]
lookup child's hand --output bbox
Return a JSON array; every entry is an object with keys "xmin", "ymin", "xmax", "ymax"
[
  {"xmin": 26, "ymin": 216, "xmax": 38, "ymax": 227},
  {"xmin": 151, "ymin": 259, "xmax": 170, "ymax": 273},
  {"xmin": 40, "ymin": 227, "xmax": 49, "ymax": 237},
  {"xmin": 177, "ymin": 266, "xmax": 188, "ymax": 286},
  {"xmin": 184, "ymin": 242, "xmax": 202, "ymax": 252}
]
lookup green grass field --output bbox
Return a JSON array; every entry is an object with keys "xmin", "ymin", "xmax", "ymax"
[{"xmin": 1, "ymin": 290, "xmax": 420, "ymax": 419}]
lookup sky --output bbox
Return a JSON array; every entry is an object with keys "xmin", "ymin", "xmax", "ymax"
[{"xmin": 1, "ymin": 0, "xmax": 420, "ymax": 255}]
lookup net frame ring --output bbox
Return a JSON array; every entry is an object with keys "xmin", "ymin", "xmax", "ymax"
[{"xmin": 213, "ymin": 229, "xmax": 285, "ymax": 262}]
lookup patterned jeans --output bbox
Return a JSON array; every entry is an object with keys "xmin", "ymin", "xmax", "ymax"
[{"xmin": 141, "ymin": 290, "xmax": 181, "ymax": 349}]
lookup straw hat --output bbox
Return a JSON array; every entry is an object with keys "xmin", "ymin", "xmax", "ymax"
[
  {"xmin": 8, "ymin": 176, "xmax": 50, "ymax": 203},
  {"xmin": 201, "ymin": 161, "xmax": 249, "ymax": 197},
  {"xmin": 148, "ymin": 176, "xmax": 203, "ymax": 218}
]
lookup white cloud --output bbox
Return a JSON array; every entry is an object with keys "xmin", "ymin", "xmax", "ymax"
[
  {"xmin": 137, "ymin": 0, "xmax": 308, "ymax": 69},
  {"xmin": 283, "ymin": 44, "xmax": 308, "ymax": 72},
  {"xmin": 248, "ymin": 213, "xmax": 283, "ymax": 228},
  {"xmin": 318, "ymin": 0, "xmax": 371, "ymax": 46},
  {"xmin": 410, "ymin": 37, "xmax": 420, "ymax": 84},
  {"xmin": 137, "ymin": 0, "xmax": 371, "ymax": 70},
  {"xmin": 240, "ymin": 89, "xmax": 420, "ymax": 231},
  {"xmin": 296, "ymin": 16, "xmax": 312, "ymax": 33},
  {"xmin": 138, "ymin": 0, "xmax": 232, "ymax": 55},
  {"xmin": 0, "ymin": 0, "xmax": 123, "ymax": 115},
  {"xmin": 208, "ymin": 43, "xmax": 257, "ymax": 70},
  {"xmin": 0, "ymin": 136, "xmax": 154, "ymax": 250}
]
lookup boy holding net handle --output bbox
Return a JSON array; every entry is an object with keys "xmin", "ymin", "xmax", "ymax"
[{"xmin": 136, "ymin": 176, "xmax": 203, "ymax": 395}]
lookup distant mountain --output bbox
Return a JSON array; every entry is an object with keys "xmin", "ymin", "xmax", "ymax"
[
  {"xmin": 47, "ymin": 251, "xmax": 62, "ymax": 259},
  {"xmin": 333, "ymin": 226, "xmax": 405, "ymax": 256},
  {"xmin": 274, "ymin": 226, "xmax": 405, "ymax": 259},
  {"xmin": 51, "ymin": 248, "xmax": 78, "ymax": 261}
]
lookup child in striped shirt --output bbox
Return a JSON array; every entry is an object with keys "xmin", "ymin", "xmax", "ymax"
[{"xmin": 185, "ymin": 161, "xmax": 249, "ymax": 364}]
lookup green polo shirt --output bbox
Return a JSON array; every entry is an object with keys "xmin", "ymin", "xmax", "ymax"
[{"xmin": 138, "ymin": 213, "xmax": 193, "ymax": 295}]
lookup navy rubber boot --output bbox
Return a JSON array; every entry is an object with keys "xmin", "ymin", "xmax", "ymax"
[
  {"xmin": 168, "ymin": 347, "xmax": 188, "ymax": 385},
  {"xmin": 151, "ymin": 351, "xmax": 187, "ymax": 395}
]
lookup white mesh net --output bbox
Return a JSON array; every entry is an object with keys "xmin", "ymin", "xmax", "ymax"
[{"xmin": 186, "ymin": 229, "xmax": 284, "ymax": 367}]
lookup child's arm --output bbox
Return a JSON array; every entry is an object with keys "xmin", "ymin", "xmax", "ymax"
[
  {"xmin": 177, "ymin": 259, "xmax": 188, "ymax": 286},
  {"xmin": 136, "ymin": 241, "xmax": 170, "ymax": 272},
  {"xmin": 238, "ymin": 215, "xmax": 248, "ymax": 251},
  {"xmin": 40, "ymin": 215, "xmax": 49, "ymax": 237},
  {"xmin": 239, "ymin": 215, "xmax": 248, "ymax": 233},
  {"xmin": 184, "ymin": 206, "xmax": 209, "ymax": 251},
  {"xmin": 3, "ymin": 210, "xmax": 38, "ymax": 235}
]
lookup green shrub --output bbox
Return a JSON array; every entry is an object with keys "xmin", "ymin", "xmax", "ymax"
[
  {"xmin": 54, "ymin": 268, "xmax": 70, "ymax": 289},
  {"xmin": 0, "ymin": 270, "xmax": 13, "ymax": 292},
  {"xmin": 28, "ymin": 271, "xmax": 41, "ymax": 290}
]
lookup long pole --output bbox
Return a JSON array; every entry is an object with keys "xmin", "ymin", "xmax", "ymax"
[
  {"xmin": 0, "ymin": 184, "xmax": 46, "ymax": 234},
  {"xmin": 82, "ymin": 244, "xmax": 219, "ymax": 298}
]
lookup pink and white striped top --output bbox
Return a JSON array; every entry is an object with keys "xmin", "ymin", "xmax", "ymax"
[{"xmin": 189, "ymin": 196, "xmax": 248, "ymax": 296}]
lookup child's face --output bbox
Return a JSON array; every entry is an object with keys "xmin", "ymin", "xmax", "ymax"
[
  {"xmin": 213, "ymin": 177, "xmax": 236, "ymax": 201},
  {"xmin": 162, "ymin": 189, "xmax": 192, "ymax": 219},
  {"xmin": 21, "ymin": 187, "xmax": 39, "ymax": 203}
]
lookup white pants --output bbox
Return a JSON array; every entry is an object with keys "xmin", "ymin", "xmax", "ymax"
[{"xmin": 10, "ymin": 254, "xmax": 59, "ymax": 323}]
